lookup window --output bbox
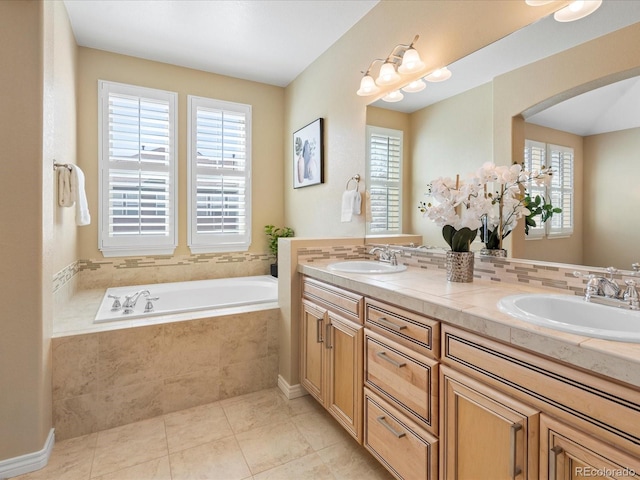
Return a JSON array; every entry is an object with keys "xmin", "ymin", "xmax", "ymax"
[
  {"xmin": 188, "ymin": 96, "xmax": 251, "ymax": 252},
  {"xmin": 524, "ymin": 140, "xmax": 574, "ymax": 238},
  {"xmin": 366, "ymin": 126, "xmax": 402, "ymax": 235},
  {"xmin": 98, "ymin": 81, "xmax": 178, "ymax": 257}
]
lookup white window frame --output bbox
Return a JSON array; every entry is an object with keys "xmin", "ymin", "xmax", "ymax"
[
  {"xmin": 524, "ymin": 139, "xmax": 574, "ymax": 240},
  {"xmin": 187, "ymin": 96, "xmax": 252, "ymax": 253},
  {"xmin": 366, "ymin": 125, "xmax": 403, "ymax": 235},
  {"xmin": 98, "ymin": 80, "xmax": 178, "ymax": 257}
]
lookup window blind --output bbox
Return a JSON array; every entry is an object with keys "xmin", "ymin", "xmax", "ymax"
[
  {"xmin": 524, "ymin": 140, "xmax": 547, "ymax": 239},
  {"xmin": 99, "ymin": 81, "xmax": 177, "ymax": 256},
  {"xmin": 188, "ymin": 96, "xmax": 252, "ymax": 252},
  {"xmin": 366, "ymin": 126, "xmax": 403, "ymax": 234}
]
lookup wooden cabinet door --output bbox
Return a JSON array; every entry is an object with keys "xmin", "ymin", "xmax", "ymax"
[
  {"xmin": 441, "ymin": 366, "xmax": 540, "ymax": 480},
  {"xmin": 300, "ymin": 299, "xmax": 326, "ymax": 404},
  {"xmin": 326, "ymin": 311, "xmax": 363, "ymax": 441},
  {"xmin": 541, "ymin": 414, "xmax": 640, "ymax": 480}
]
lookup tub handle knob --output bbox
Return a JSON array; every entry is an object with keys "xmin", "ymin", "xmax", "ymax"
[
  {"xmin": 107, "ymin": 295, "xmax": 122, "ymax": 311},
  {"xmin": 145, "ymin": 297, "xmax": 159, "ymax": 313}
]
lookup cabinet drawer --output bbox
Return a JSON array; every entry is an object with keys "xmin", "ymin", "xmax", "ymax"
[
  {"xmin": 303, "ymin": 277, "xmax": 363, "ymax": 324},
  {"xmin": 365, "ymin": 330, "xmax": 438, "ymax": 433},
  {"xmin": 365, "ymin": 298, "xmax": 439, "ymax": 358},
  {"xmin": 364, "ymin": 388, "xmax": 438, "ymax": 480}
]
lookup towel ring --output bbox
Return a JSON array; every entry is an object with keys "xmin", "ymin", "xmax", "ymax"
[{"xmin": 346, "ymin": 174, "xmax": 360, "ymax": 191}]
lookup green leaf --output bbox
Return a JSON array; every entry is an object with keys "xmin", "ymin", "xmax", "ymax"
[{"xmin": 442, "ymin": 225, "xmax": 455, "ymax": 249}]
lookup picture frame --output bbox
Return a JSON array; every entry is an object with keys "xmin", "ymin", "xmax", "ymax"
[{"xmin": 293, "ymin": 118, "xmax": 324, "ymax": 188}]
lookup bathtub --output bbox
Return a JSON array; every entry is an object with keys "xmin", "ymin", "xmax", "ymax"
[{"xmin": 94, "ymin": 275, "xmax": 278, "ymax": 323}]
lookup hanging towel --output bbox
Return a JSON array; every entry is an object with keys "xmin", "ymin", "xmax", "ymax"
[
  {"xmin": 69, "ymin": 165, "xmax": 91, "ymax": 226},
  {"xmin": 341, "ymin": 189, "xmax": 361, "ymax": 222},
  {"xmin": 57, "ymin": 166, "xmax": 73, "ymax": 207}
]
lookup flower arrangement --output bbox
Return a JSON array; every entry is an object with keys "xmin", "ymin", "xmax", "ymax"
[{"xmin": 418, "ymin": 162, "xmax": 561, "ymax": 252}]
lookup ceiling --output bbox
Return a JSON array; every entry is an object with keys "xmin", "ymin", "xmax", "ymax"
[
  {"xmin": 62, "ymin": 0, "xmax": 379, "ymax": 87},
  {"xmin": 62, "ymin": 0, "xmax": 640, "ymax": 136}
]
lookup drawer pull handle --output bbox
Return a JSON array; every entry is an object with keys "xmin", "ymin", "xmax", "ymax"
[
  {"xmin": 316, "ymin": 317, "xmax": 323, "ymax": 343},
  {"xmin": 376, "ymin": 351, "xmax": 406, "ymax": 368},
  {"xmin": 376, "ymin": 415, "xmax": 406, "ymax": 438},
  {"xmin": 549, "ymin": 446, "xmax": 563, "ymax": 480},
  {"xmin": 325, "ymin": 323, "xmax": 332, "ymax": 349},
  {"xmin": 376, "ymin": 316, "xmax": 407, "ymax": 331},
  {"xmin": 509, "ymin": 423, "xmax": 523, "ymax": 479}
]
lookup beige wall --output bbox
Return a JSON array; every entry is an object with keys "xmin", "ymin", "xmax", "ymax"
[
  {"xmin": 409, "ymin": 82, "xmax": 494, "ymax": 248},
  {"xmin": 0, "ymin": 0, "xmax": 53, "ymax": 462},
  {"xmin": 583, "ymin": 127, "xmax": 640, "ymax": 269},
  {"xmin": 521, "ymin": 123, "xmax": 584, "ymax": 265},
  {"xmin": 77, "ymin": 48, "xmax": 285, "ymax": 260},
  {"xmin": 284, "ymin": 0, "xmax": 559, "ymax": 238}
]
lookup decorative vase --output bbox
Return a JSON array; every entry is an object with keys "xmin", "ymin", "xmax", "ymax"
[
  {"xmin": 445, "ymin": 251, "xmax": 474, "ymax": 282},
  {"xmin": 480, "ymin": 248, "xmax": 507, "ymax": 258}
]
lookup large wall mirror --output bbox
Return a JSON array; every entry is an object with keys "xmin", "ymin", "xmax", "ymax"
[{"xmin": 365, "ymin": 1, "xmax": 640, "ymax": 270}]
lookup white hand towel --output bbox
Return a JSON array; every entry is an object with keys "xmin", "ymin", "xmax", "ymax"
[
  {"xmin": 57, "ymin": 166, "xmax": 74, "ymax": 207},
  {"xmin": 341, "ymin": 190, "xmax": 361, "ymax": 222},
  {"xmin": 69, "ymin": 165, "xmax": 91, "ymax": 226}
]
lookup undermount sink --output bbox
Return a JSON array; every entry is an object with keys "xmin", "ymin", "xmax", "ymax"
[
  {"xmin": 498, "ymin": 294, "xmax": 640, "ymax": 342},
  {"xmin": 327, "ymin": 260, "xmax": 407, "ymax": 274}
]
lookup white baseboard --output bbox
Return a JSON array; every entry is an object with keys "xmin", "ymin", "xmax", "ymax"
[
  {"xmin": 0, "ymin": 428, "xmax": 55, "ymax": 480},
  {"xmin": 277, "ymin": 375, "xmax": 308, "ymax": 399}
]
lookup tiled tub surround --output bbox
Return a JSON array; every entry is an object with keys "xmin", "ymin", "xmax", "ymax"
[
  {"xmin": 298, "ymin": 257, "xmax": 640, "ymax": 389},
  {"xmin": 52, "ymin": 308, "xmax": 280, "ymax": 441}
]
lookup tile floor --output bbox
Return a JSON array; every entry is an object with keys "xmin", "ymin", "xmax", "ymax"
[{"xmin": 11, "ymin": 388, "xmax": 394, "ymax": 480}]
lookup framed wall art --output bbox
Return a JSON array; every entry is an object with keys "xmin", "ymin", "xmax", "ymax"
[{"xmin": 293, "ymin": 118, "xmax": 324, "ymax": 188}]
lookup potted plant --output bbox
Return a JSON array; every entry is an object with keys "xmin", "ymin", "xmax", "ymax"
[{"xmin": 264, "ymin": 224, "xmax": 294, "ymax": 277}]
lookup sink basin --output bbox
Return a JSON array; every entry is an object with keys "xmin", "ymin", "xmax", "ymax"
[
  {"xmin": 327, "ymin": 260, "xmax": 407, "ymax": 274},
  {"xmin": 498, "ymin": 294, "xmax": 640, "ymax": 342}
]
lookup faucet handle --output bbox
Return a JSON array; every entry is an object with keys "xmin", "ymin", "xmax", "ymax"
[
  {"xmin": 107, "ymin": 294, "xmax": 121, "ymax": 311},
  {"xmin": 605, "ymin": 266, "xmax": 618, "ymax": 279},
  {"xmin": 144, "ymin": 297, "xmax": 159, "ymax": 313},
  {"xmin": 624, "ymin": 280, "xmax": 639, "ymax": 310},
  {"xmin": 632, "ymin": 263, "xmax": 640, "ymax": 275}
]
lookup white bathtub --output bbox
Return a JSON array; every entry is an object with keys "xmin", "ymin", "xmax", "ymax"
[{"xmin": 95, "ymin": 275, "xmax": 278, "ymax": 323}]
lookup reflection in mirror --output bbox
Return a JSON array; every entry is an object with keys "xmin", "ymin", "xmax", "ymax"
[{"xmin": 365, "ymin": 1, "xmax": 640, "ymax": 271}]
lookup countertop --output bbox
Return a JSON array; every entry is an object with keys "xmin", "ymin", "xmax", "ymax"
[{"xmin": 298, "ymin": 259, "xmax": 640, "ymax": 389}]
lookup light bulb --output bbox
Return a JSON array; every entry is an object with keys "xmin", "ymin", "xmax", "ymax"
[
  {"xmin": 398, "ymin": 48, "xmax": 425, "ymax": 74},
  {"xmin": 424, "ymin": 67, "xmax": 452, "ymax": 82},
  {"xmin": 554, "ymin": 0, "xmax": 602, "ymax": 22},
  {"xmin": 356, "ymin": 75, "xmax": 380, "ymax": 96},
  {"xmin": 402, "ymin": 79, "xmax": 426, "ymax": 93},
  {"xmin": 382, "ymin": 90, "xmax": 404, "ymax": 102},
  {"xmin": 376, "ymin": 63, "xmax": 401, "ymax": 86}
]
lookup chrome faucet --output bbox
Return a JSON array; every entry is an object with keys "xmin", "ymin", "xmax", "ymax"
[
  {"xmin": 122, "ymin": 290, "xmax": 151, "ymax": 314},
  {"xmin": 574, "ymin": 266, "xmax": 639, "ymax": 310},
  {"xmin": 369, "ymin": 245, "xmax": 402, "ymax": 266}
]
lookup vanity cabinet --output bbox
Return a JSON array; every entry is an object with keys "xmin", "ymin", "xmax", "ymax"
[
  {"xmin": 300, "ymin": 277, "xmax": 364, "ymax": 442},
  {"xmin": 440, "ymin": 365, "xmax": 540, "ymax": 479},
  {"xmin": 540, "ymin": 415, "xmax": 640, "ymax": 480}
]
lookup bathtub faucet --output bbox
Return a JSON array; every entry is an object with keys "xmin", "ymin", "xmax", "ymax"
[{"xmin": 122, "ymin": 290, "xmax": 151, "ymax": 314}]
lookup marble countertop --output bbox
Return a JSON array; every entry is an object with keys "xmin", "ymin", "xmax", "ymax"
[{"xmin": 298, "ymin": 259, "xmax": 640, "ymax": 389}]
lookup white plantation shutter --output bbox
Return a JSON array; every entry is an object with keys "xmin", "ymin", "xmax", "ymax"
[
  {"xmin": 99, "ymin": 81, "xmax": 178, "ymax": 256},
  {"xmin": 523, "ymin": 140, "xmax": 547, "ymax": 239},
  {"xmin": 366, "ymin": 126, "xmax": 402, "ymax": 235},
  {"xmin": 547, "ymin": 144, "xmax": 574, "ymax": 237},
  {"xmin": 524, "ymin": 140, "xmax": 574, "ymax": 239},
  {"xmin": 188, "ymin": 96, "xmax": 252, "ymax": 252}
]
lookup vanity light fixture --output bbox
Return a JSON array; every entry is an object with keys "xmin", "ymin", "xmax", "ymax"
[
  {"xmin": 424, "ymin": 67, "xmax": 452, "ymax": 82},
  {"xmin": 357, "ymin": 35, "xmax": 425, "ymax": 96},
  {"xmin": 525, "ymin": 0, "xmax": 603, "ymax": 22}
]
